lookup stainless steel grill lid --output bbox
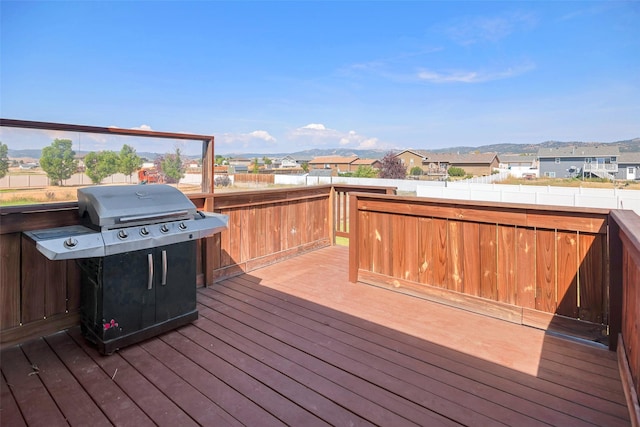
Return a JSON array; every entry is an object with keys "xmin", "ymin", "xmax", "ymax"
[
  {"xmin": 26, "ymin": 184, "xmax": 228, "ymax": 260},
  {"xmin": 78, "ymin": 184, "xmax": 196, "ymax": 228}
]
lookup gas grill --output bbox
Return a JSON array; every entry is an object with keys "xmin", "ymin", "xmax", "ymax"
[{"xmin": 25, "ymin": 184, "xmax": 228, "ymax": 354}]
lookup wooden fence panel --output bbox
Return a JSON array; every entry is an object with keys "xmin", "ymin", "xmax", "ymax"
[{"xmin": 349, "ymin": 194, "xmax": 613, "ymax": 341}]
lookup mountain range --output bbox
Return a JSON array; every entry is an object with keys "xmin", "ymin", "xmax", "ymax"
[{"xmin": 8, "ymin": 138, "xmax": 640, "ymax": 161}]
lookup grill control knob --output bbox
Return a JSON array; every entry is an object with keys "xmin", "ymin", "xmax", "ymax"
[
  {"xmin": 140, "ymin": 227, "xmax": 149, "ymax": 236},
  {"xmin": 160, "ymin": 224, "xmax": 169, "ymax": 233},
  {"xmin": 118, "ymin": 230, "xmax": 129, "ymax": 239},
  {"xmin": 179, "ymin": 222, "xmax": 187, "ymax": 230},
  {"xmin": 64, "ymin": 237, "xmax": 78, "ymax": 248}
]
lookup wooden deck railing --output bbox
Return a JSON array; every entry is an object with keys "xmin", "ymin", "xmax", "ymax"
[
  {"xmin": 610, "ymin": 210, "xmax": 640, "ymax": 418},
  {"xmin": 348, "ymin": 193, "xmax": 612, "ymax": 342},
  {"xmin": 0, "ymin": 184, "xmax": 394, "ymax": 348},
  {"xmin": 332, "ymin": 185, "xmax": 396, "ymax": 241}
]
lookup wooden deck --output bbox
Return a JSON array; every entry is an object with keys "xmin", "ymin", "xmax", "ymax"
[{"xmin": 1, "ymin": 246, "xmax": 631, "ymax": 426}]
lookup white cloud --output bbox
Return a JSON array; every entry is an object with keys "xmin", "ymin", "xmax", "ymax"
[
  {"xmin": 290, "ymin": 124, "xmax": 388, "ymax": 150},
  {"xmin": 417, "ymin": 62, "xmax": 535, "ymax": 84},
  {"xmin": 301, "ymin": 123, "xmax": 327, "ymax": 131},
  {"xmin": 443, "ymin": 12, "xmax": 537, "ymax": 45},
  {"xmin": 132, "ymin": 124, "xmax": 153, "ymax": 131},
  {"xmin": 248, "ymin": 130, "xmax": 276, "ymax": 142},
  {"xmin": 217, "ymin": 130, "xmax": 277, "ymax": 146}
]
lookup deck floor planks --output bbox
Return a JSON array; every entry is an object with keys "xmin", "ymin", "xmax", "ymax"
[
  {"xmin": 20, "ymin": 336, "xmax": 112, "ymax": 426},
  {"xmin": 212, "ymin": 278, "xmax": 625, "ymax": 424},
  {"xmin": 1, "ymin": 345, "xmax": 68, "ymax": 426},
  {"xmin": 221, "ymin": 274, "xmax": 631, "ymax": 426},
  {"xmin": 195, "ymin": 293, "xmax": 446, "ymax": 427},
  {"xmin": 194, "ymin": 297, "xmax": 456, "ymax": 427},
  {"xmin": 44, "ymin": 330, "xmax": 156, "ymax": 426},
  {"xmin": 116, "ymin": 342, "xmax": 243, "ymax": 426},
  {"xmin": 232, "ymin": 270, "xmax": 629, "ymax": 416},
  {"xmin": 0, "ymin": 364, "xmax": 27, "ymax": 427},
  {"xmin": 182, "ymin": 311, "xmax": 381, "ymax": 427},
  {"xmin": 0, "ymin": 245, "xmax": 632, "ymax": 426},
  {"xmin": 139, "ymin": 334, "xmax": 287, "ymax": 427},
  {"xmin": 207, "ymin": 280, "xmax": 537, "ymax": 425}
]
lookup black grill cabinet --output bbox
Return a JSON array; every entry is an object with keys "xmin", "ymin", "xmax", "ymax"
[{"xmin": 78, "ymin": 241, "xmax": 197, "ymax": 355}]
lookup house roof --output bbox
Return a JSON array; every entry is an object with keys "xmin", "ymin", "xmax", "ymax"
[
  {"xmin": 395, "ymin": 149, "xmax": 431, "ymax": 159},
  {"xmin": 425, "ymin": 152, "xmax": 499, "ymax": 165},
  {"xmin": 351, "ymin": 158, "xmax": 380, "ymax": 166},
  {"xmin": 309, "ymin": 155, "xmax": 358, "ymax": 164},
  {"xmin": 536, "ymin": 146, "xmax": 620, "ymax": 158},
  {"xmin": 619, "ymin": 152, "xmax": 640, "ymax": 164},
  {"xmin": 500, "ymin": 155, "xmax": 536, "ymax": 164}
]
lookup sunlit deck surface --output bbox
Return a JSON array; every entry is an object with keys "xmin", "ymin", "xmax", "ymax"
[{"xmin": 1, "ymin": 246, "xmax": 631, "ymax": 426}]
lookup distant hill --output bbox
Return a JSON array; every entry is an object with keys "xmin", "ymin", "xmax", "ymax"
[
  {"xmin": 221, "ymin": 138, "xmax": 640, "ymax": 159},
  {"xmin": 9, "ymin": 138, "xmax": 639, "ymax": 161}
]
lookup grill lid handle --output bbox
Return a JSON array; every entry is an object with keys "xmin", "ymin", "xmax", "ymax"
[{"xmin": 119, "ymin": 210, "xmax": 190, "ymax": 224}]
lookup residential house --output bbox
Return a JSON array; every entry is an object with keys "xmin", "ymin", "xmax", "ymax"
[
  {"xmin": 425, "ymin": 152, "xmax": 500, "ymax": 177},
  {"xmin": 279, "ymin": 155, "xmax": 299, "ymax": 168},
  {"xmin": 617, "ymin": 152, "xmax": 640, "ymax": 181},
  {"xmin": 498, "ymin": 155, "xmax": 539, "ymax": 178},
  {"xmin": 308, "ymin": 155, "xmax": 358, "ymax": 175},
  {"xmin": 395, "ymin": 149, "xmax": 430, "ymax": 174},
  {"xmin": 537, "ymin": 146, "xmax": 620, "ymax": 179},
  {"xmin": 349, "ymin": 158, "xmax": 382, "ymax": 172},
  {"xmin": 228, "ymin": 158, "xmax": 253, "ymax": 168}
]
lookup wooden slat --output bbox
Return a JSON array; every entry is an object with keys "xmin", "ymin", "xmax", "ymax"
[
  {"xmin": 479, "ymin": 223, "xmax": 497, "ymax": 300},
  {"xmin": 20, "ymin": 238, "xmax": 46, "ymax": 323},
  {"xmin": 516, "ymin": 227, "xmax": 536, "ymax": 309},
  {"xmin": 497, "ymin": 225, "xmax": 517, "ymax": 305},
  {"xmin": 0, "ymin": 233, "xmax": 21, "ymax": 329},
  {"xmin": 417, "ymin": 217, "xmax": 434, "ymax": 285},
  {"xmin": 557, "ymin": 231, "xmax": 579, "ymax": 318},
  {"xmin": 432, "ymin": 218, "xmax": 448, "ymax": 288},
  {"xmin": 579, "ymin": 233, "xmax": 606, "ymax": 324},
  {"xmin": 446, "ymin": 220, "xmax": 464, "ymax": 293},
  {"xmin": 462, "ymin": 221, "xmax": 480, "ymax": 296},
  {"xmin": 535, "ymin": 229, "xmax": 556, "ymax": 313}
]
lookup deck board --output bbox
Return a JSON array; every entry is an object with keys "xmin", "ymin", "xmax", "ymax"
[{"xmin": 0, "ymin": 246, "xmax": 632, "ymax": 426}]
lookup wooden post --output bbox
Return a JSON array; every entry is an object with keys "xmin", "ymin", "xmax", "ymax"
[
  {"xmin": 328, "ymin": 186, "xmax": 335, "ymax": 245},
  {"xmin": 348, "ymin": 193, "xmax": 359, "ymax": 283},
  {"xmin": 608, "ymin": 211, "xmax": 622, "ymax": 351}
]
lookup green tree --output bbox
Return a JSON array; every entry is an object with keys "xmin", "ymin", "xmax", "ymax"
[
  {"xmin": 161, "ymin": 148, "xmax": 185, "ymax": 183},
  {"xmin": 410, "ymin": 166, "xmax": 423, "ymax": 176},
  {"xmin": 379, "ymin": 151, "xmax": 406, "ymax": 179},
  {"xmin": 84, "ymin": 150, "xmax": 119, "ymax": 185},
  {"xmin": 40, "ymin": 138, "xmax": 78, "ymax": 186},
  {"xmin": 0, "ymin": 142, "xmax": 9, "ymax": 179},
  {"xmin": 263, "ymin": 156, "xmax": 272, "ymax": 168},
  {"xmin": 215, "ymin": 155, "xmax": 225, "ymax": 165},
  {"xmin": 252, "ymin": 157, "xmax": 259, "ymax": 174},
  {"xmin": 301, "ymin": 162, "xmax": 309, "ymax": 173},
  {"xmin": 448, "ymin": 166, "xmax": 466, "ymax": 177},
  {"xmin": 353, "ymin": 165, "xmax": 378, "ymax": 178},
  {"xmin": 118, "ymin": 144, "xmax": 142, "ymax": 182}
]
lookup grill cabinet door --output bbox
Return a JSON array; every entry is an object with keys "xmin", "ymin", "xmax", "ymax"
[{"xmin": 155, "ymin": 241, "xmax": 197, "ymax": 322}]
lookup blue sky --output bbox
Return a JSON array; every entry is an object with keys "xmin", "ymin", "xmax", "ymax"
[{"xmin": 2, "ymin": 1, "xmax": 639, "ymax": 155}]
